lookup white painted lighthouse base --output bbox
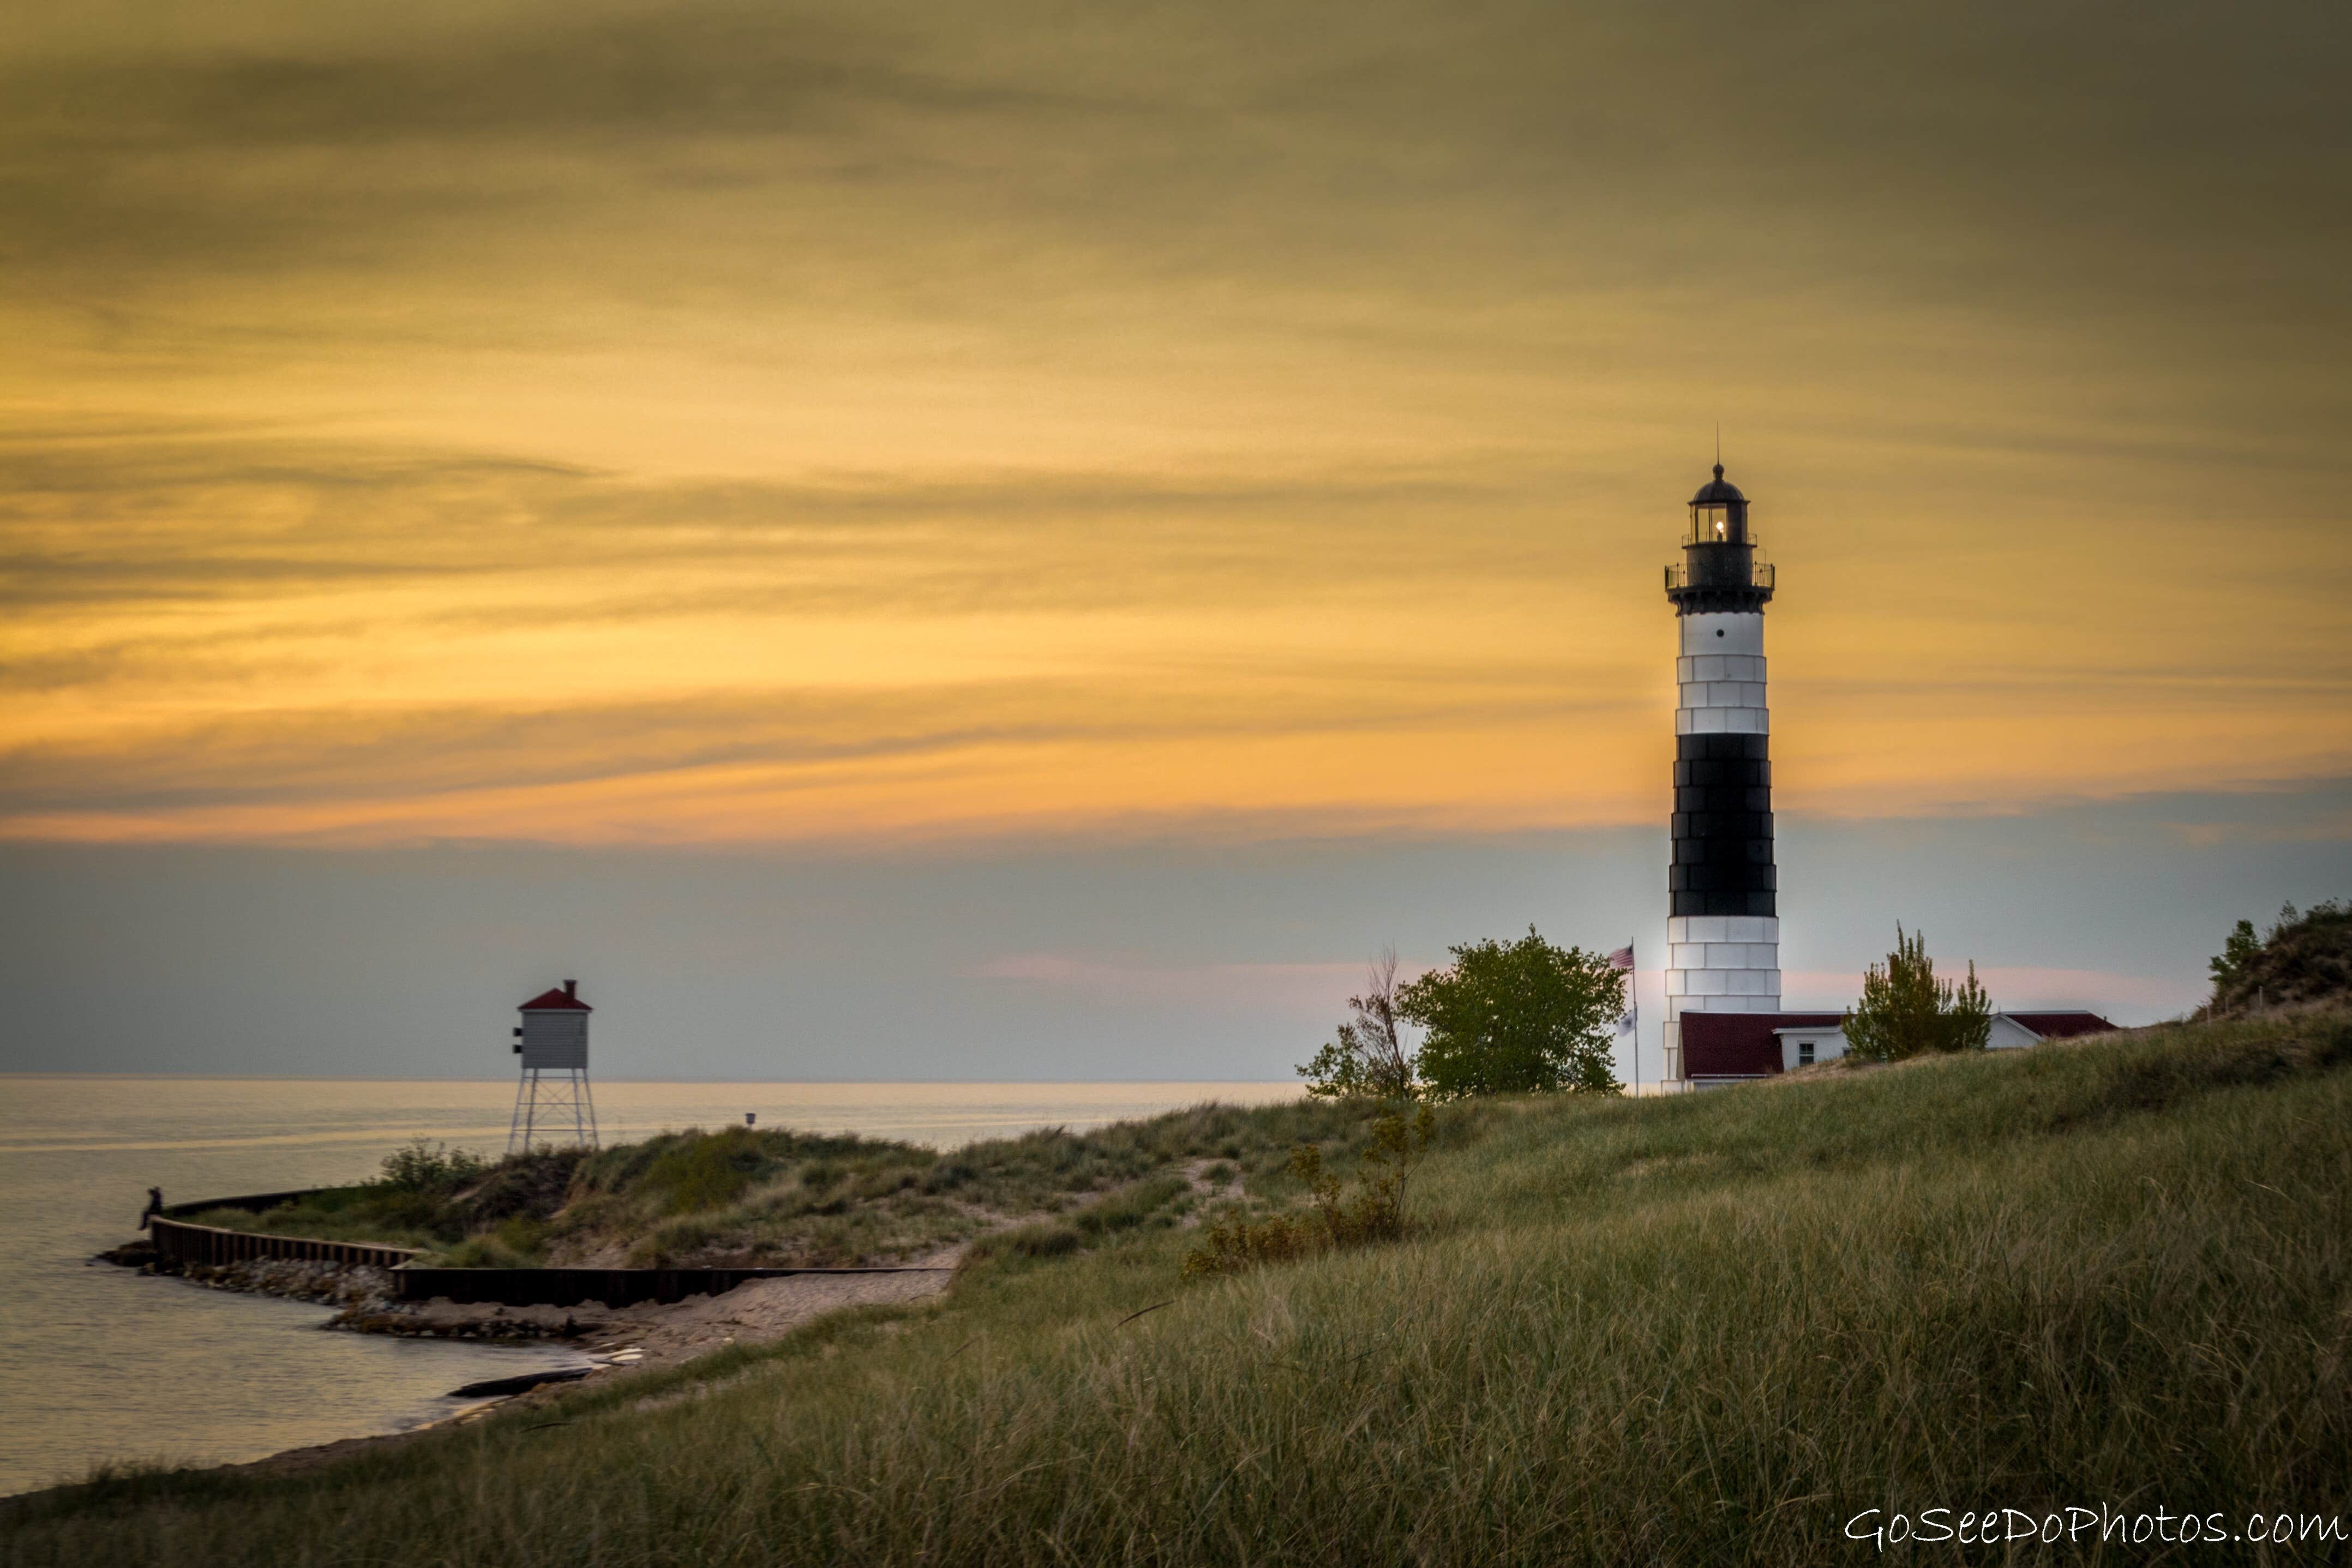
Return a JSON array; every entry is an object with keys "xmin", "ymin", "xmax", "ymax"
[{"xmin": 1661, "ymin": 915, "xmax": 1781, "ymax": 1084}]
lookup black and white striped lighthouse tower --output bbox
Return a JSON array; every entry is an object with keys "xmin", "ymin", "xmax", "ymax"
[{"xmin": 1661, "ymin": 464, "xmax": 1780, "ymax": 1085}]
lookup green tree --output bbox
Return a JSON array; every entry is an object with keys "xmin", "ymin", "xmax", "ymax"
[
  {"xmin": 2207, "ymin": 899, "xmax": 2349, "ymax": 1013},
  {"xmin": 1298, "ymin": 948, "xmax": 1418, "ymax": 1100},
  {"xmin": 1398, "ymin": 926, "xmax": 1623, "ymax": 1100},
  {"xmin": 1842, "ymin": 925, "xmax": 1993, "ymax": 1062},
  {"xmin": 2209, "ymin": 918, "xmax": 2261, "ymax": 1003},
  {"xmin": 378, "ymin": 1138, "xmax": 488, "ymax": 1192}
]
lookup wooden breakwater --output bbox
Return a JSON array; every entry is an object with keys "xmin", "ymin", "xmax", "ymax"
[
  {"xmin": 147, "ymin": 1214, "xmax": 421, "ymax": 1270},
  {"xmin": 394, "ymin": 1265, "xmax": 953, "ymax": 1309}
]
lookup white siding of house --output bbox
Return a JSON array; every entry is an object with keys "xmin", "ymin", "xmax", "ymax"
[
  {"xmin": 1773, "ymin": 1013, "xmax": 2052, "ymax": 1071},
  {"xmin": 1985, "ymin": 1014, "xmax": 2043, "ymax": 1050},
  {"xmin": 1778, "ymin": 1027, "xmax": 1849, "ymax": 1072}
]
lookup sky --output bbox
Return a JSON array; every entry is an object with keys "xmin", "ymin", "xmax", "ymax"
[{"xmin": 2, "ymin": 0, "xmax": 2347, "ymax": 1079}]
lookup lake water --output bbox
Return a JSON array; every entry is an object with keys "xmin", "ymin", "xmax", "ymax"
[{"xmin": 0, "ymin": 1076, "xmax": 1295, "ymax": 1497}]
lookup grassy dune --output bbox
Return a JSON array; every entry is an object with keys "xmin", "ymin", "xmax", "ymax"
[
  {"xmin": 13, "ymin": 1010, "xmax": 2350, "ymax": 1564},
  {"xmin": 181, "ymin": 1100, "xmax": 1412, "ymax": 1267}
]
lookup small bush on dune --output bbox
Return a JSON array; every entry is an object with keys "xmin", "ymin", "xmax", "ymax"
[
  {"xmin": 1185, "ymin": 1105, "xmax": 1435, "ymax": 1276},
  {"xmin": 1185, "ymin": 1208, "xmax": 1323, "ymax": 1272},
  {"xmin": 377, "ymin": 1139, "xmax": 488, "ymax": 1193},
  {"xmin": 1299, "ymin": 949, "xmax": 1418, "ymax": 1100}
]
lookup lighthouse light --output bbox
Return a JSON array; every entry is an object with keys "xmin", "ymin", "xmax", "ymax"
[{"xmin": 1688, "ymin": 503, "xmax": 1736, "ymax": 543}]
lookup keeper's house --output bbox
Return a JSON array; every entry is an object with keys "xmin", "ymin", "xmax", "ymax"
[{"xmin": 1680, "ymin": 1010, "xmax": 2118, "ymax": 1088}]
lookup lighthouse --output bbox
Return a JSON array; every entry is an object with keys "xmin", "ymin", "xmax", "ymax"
[{"xmin": 1661, "ymin": 464, "xmax": 1780, "ymax": 1085}]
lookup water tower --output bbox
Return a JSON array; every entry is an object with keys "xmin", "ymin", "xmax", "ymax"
[{"xmin": 508, "ymin": 979, "xmax": 599, "ymax": 1154}]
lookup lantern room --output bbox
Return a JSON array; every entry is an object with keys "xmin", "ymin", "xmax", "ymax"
[
  {"xmin": 1684, "ymin": 464, "xmax": 1751, "ymax": 545},
  {"xmin": 1665, "ymin": 462, "xmax": 1774, "ymax": 611}
]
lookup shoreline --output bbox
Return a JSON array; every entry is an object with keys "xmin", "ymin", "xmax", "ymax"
[{"xmin": 24, "ymin": 1245, "xmax": 961, "ymax": 1505}]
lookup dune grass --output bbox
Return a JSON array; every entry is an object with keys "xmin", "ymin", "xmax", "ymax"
[
  {"xmin": 175, "ymin": 1098, "xmax": 1419, "ymax": 1267},
  {"xmin": 14, "ymin": 1009, "xmax": 2350, "ymax": 1564}
]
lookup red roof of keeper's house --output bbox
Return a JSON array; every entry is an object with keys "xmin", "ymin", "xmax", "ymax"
[
  {"xmin": 519, "ymin": 984, "xmax": 592, "ymax": 1012},
  {"xmin": 1679, "ymin": 1012, "xmax": 1843, "ymax": 1078},
  {"xmin": 2006, "ymin": 1011, "xmax": 2115, "ymax": 1039},
  {"xmin": 1681, "ymin": 1007, "xmax": 2120, "ymax": 1079}
]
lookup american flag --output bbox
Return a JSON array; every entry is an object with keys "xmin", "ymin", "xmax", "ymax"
[{"xmin": 1608, "ymin": 942, "xmax": 1637, "ymax": 1035}]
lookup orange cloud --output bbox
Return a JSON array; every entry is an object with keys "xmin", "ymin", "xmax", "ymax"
[{"xmin": 3, "ymin": 2, "xmax": 2346, "ymax": 846}]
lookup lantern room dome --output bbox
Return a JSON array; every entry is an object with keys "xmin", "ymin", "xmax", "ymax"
[{"xmin": 1689, "ymin": 463, "xmax": 1745, "ymax": 506}]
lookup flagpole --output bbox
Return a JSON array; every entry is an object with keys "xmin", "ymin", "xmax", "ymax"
[{"xmin": 1608, "ymin": 939, "xmax": 1639, "ymax": 1096}]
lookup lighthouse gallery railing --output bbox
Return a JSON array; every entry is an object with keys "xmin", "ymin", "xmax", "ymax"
[{"xmin": 1664, "ymin": 560, "xmax": 1775, "ymax": 592}]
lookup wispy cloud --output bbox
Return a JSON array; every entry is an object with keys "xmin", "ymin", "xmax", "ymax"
[
  {"xmin": 2, "ymin": 0, "xmax": 2347, "ymax": 846},
  {"xmin": 963, "ymin": 951, "xmax": 1361, "ymax": 1011}
]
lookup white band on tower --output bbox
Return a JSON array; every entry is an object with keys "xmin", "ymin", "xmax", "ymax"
[{"xmin": 1675, "ymin": 612, "xmax": 1768, "ymax": 736}]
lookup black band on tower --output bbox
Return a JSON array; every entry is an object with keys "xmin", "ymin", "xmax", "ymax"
[{"xmin": 1669, "ymin": 731, "xmax": 1776, "ymax": 917}]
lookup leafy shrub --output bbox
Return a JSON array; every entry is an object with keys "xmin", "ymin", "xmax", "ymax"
[
  {"xmin": 1401, "ymin": 928, "xmax": 1623, "ymax": 1098},
  {"xmin": 1184, "ymin": 1106, "xmax": 1435, "ymax": 1276},
  {"xmin": 1183, "ymin": 1209, "xmax": 1323, "ymax": 1274},
  {"xmin": 1299, "ymin": 949, "xmax": 1418, "ymax": 1099},
  {"xmin": 379, "ymin": 1139, "xmax": 489, "ymax": 1193}
]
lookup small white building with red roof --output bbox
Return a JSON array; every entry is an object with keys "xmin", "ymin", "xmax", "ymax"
[
  {"xmin": 1679, "ymin": 1008, "xmax": 2119, "ymax": 1088},
  {"xmin": 514, "ymin": 978, "xmax": 591, "ymax": 1070}
]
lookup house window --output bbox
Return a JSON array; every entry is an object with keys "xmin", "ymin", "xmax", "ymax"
[{"xmin": 1798, "ymin": 1041, "xmax": 1815, "ymax": 1066}]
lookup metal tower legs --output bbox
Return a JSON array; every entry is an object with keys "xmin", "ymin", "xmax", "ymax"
[{"xmin": 507, "ymin": 1067, "xmax": 601, "ymax": 1155}]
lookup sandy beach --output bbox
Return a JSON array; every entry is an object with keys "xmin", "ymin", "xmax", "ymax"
[{"xmin": 137, "ymin": 1261, "xmax": 964, "ymax": 1488}]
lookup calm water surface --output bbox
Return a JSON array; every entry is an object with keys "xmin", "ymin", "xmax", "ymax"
[{"xmin": 0, "ymin": 1076, "xmax": 1293, "ymax": 1497}]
